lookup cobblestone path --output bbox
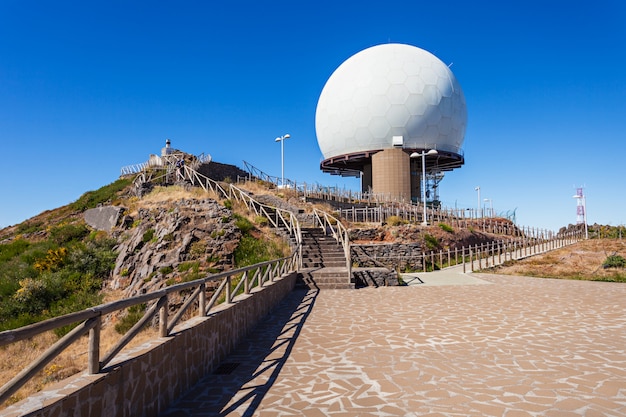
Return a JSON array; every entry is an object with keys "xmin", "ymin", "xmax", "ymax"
[{"xmin": 162, "ymin": 273, "xmax": 626, "ymax": 416}]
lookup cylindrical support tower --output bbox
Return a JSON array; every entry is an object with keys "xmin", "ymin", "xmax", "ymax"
[{"xmin": 371, "ymin": 148, "xmax": 411, "ymax": 201}]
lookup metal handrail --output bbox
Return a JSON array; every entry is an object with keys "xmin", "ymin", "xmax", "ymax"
[{"xmin": 241, "ymin": 160, "xmax": 297, "ymax": 189}]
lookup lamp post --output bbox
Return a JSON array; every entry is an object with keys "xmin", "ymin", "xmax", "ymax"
[
  {"xmin": 484, "ymin": 198, "xmax": 493, "ymax": 217},
  {"xmin": 274, "ymin": 134, "xmax": 291, "ymax": 187},
  {"xmin": 410, "ymin": 149, "xmax": 438, "ymax": 226},
  {"xmin": 475, "ymin": 186, "xmax": 481, "ymax": 218}
]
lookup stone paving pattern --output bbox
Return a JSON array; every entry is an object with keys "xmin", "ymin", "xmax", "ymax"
[{"xmin": 162, "ymin": 273, "xmax": 626, "ymax": 416}]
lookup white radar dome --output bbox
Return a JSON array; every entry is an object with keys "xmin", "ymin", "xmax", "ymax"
[{"xmin": 315, "ymin": 43, "xmax": 467, "ymax": 160}]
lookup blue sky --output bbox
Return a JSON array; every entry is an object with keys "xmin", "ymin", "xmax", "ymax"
[{"xmin": 1, "ymin": 0, "xmax": 625, "ymax": 232}]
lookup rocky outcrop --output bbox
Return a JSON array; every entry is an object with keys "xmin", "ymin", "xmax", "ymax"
[
  {"xmin": 84, "ymin": 206, "xmax": 125, "ymax": 231},
  {"xmin": 109, "ymin": 198, "xmax": 241, "ymax": 298},
  {"xmin": 349, "ymin": 224, "xmax": 510, "ymax": 249}
]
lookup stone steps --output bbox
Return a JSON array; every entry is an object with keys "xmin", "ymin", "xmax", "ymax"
[{"xmin": 298, "ymin": 228, "xmax": 352, "ymax": 290}]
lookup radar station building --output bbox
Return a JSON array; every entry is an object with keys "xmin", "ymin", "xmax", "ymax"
[{"xmin": 315, "ymin": 43, "xmax": 467, "ymax": 204}]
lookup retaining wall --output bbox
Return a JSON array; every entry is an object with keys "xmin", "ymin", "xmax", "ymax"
[
  {"xmin": 352, "ymin": 243, "xmax": 424, "ymax": 271},
  {"xmin": 3, "ymin": 273, "xmax": 297, "ymax": 417}
]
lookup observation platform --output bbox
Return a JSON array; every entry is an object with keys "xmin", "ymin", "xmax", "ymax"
[{"xmin": 162, "ymin": 271, "xmax": 626, "ymax": 416}]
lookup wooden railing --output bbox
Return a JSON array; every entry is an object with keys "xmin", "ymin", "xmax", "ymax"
[
  {"xmin": 1, "ymin": 165, "xmax": 304, "ymax": 407},
  {"xmin": 0, "ymin": 250, "xmax": 300, "ymax": 406},
  {"xmin": 353, "ymin": 229, "xmax": 584, "ymax": 273},
  {"xmin": 185, "ymin": 166, "xmax": 302, "ymax": 257},
  {"xmin": 337, "ymin": 205, "xmax": 556, "ymax": 239}
]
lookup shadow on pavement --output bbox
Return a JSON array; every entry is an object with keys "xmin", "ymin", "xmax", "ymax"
[{"xmin": 161, "ymin": 288, "xmax": 318, "ymax": 417}]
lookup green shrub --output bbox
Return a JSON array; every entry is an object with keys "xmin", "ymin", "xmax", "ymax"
[
  {"xmin": 70, "ymin": 178, "xmax": 131, "ymax": 212},
  {"xmin": 142, "ymin": 229, "xmax": 155, "ymax": 243},
  {"xmin": 423, "ymin": 234, "xmax": 440, "ymax": 251},
  {"xmin": 438, "ymin": 223, "xmax": 454, "ymax": 233},
  {"xmin": 223, "ymin": 199, "xmax": 233, "ymax": 210},
  {"xmin": 49, "ymin": 224, "xmax": 89, "ymax": 245},
  {"xmin": 255, "ymin": 216, "xmax": 269, "ymax": 227},
  {"xmin": 16, "ymin": 221, "xmax": 44, "ymax": 235},
  {"xmin": 603, "ymin": 255, "xmax": 626, "ymax": 269},
  {"xmin": 159, "ymin": 266, "xmax": 174, "ymax": 275},
  {"xmin": 210, "ymin": 229, "xmax": 225, "ymax": 239},
  {"xmin": 178, "ymin": 261, "xmax": 199, "ymax": 273},
  {"xmin": 12, "ymin": 278, "xmax": 51, "ymax": 313},
  {"xmin": 67, "ymin": 238, "xmax": 117, "ymax": 279},
  {"xmin": 115, "ymin": 304, "xmax": 147, "ymax": 334},
  {"xmin": 234, "ymin": 235, "xmax": 285, "ymax": 267},
  {"xmin": 234, "ymin": 214, "xmax": 254, "ymax": 234},
  {"xmin": 0, "ymin": 231, "xmax": 115, "ymax": 332},
  {"xmin": 0, "ymin": 239, "xmax": 31, "ymax": 263}
]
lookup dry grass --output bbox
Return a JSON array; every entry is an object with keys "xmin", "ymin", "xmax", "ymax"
[
  {"xmin": 237, "ymin": 180, "xmax": 278, "ymax": 195},
  {"xmin": 0, "ymin": 183, "xmax": 278, "ymax": 409},
  {"xmin": 487, "ymin": 239, "xmax": 626, "ymax": 282},
  {"xmin": 0, "ymin": 314, "xmax": 157, "ymax": 409},
  {"xmin": 128, "ymin": 185, "xmax": 219, "ymax": 214},
  {"xmin": 4, "ymin": 233, "xmax": 622, "ymax": 409}
]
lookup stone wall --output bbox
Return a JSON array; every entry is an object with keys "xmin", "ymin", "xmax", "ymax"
[
  {"xmin": 352, "ymin": 243, "xmax": 424, "ymax": 272},
  {"xmin": 3, "ymin": 273, "xmax": 297, "ymax": 417},
  {"xmin": 352, "ymin": 267, "xmax": 400, "ymax": 287},
  {"xmin": 196, "ymin": 161, "xmax": 249, "ymax": 182}
]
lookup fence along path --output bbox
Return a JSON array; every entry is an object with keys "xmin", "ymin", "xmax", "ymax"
[
  {"xmin": 0, "ymin": 168, "xmax": 305, "ymax": 407},
  {"xmin": 0, "ymin": 164, "xmax": 356, "ymax": 407},
  {"xmin": 414, "ymin": 230, "xmax": 584, "ymax": 274},
  {"xmin": 1, "ymin": 160, "xmax": 584, "ymax": 407}
]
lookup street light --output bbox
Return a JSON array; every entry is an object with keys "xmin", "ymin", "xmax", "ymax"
[
  {"xmin": 410, "ymin": 149, "xmax": 438, "ymax": 226},
  {"xmin": 484, "ymin": 198, "xmax": 493, "ymax": 217},
  {"xmin": 475, "ymin": 186, "xmax": 481, "ymax": 218},
  {"xmin": 275, "ymin": 134, "xmax": 291, "ymax": 187}
]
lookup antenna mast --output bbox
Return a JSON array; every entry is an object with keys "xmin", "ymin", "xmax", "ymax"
[{"xmin": 573, "ymin": 187, "xmax": 588, "ymax": 239}]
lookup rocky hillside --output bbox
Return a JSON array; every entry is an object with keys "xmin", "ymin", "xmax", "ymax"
[
  {"xmin": 349, "ymin": 222, "xmax": 511, "ymax": 250},
  {"xmin": 109, "ymin": 197, "xmax": 241, "ymax": 298}
]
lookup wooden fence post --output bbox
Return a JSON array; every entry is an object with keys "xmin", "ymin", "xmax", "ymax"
[
  {"xmin": 88, "ymin": 317, "xmax": 101, "ymax": 374},
  {"xmin": 159, "ymin": 296, "xmax": 168, "ymax": 338},
  {"xmin": 462, "ymin": 245, "xmax": 466, "ymax": 273}
]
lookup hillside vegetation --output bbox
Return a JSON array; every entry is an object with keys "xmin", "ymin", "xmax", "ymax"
[
  {"xmin": 1, "ymin": 174, "xmax": 624, "ymax": 408},
  {"xmin": 0, "ymin": 178, "xmax": 133, "ymax": 332},
  {"xmin": 0, "ymin": 179, "xmax": 288, "ymax": 333}
]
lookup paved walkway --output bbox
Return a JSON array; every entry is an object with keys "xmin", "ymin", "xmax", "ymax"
[{"xmin": 162, "ymin": 270, "xmax": 626, "ymax": 416}]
